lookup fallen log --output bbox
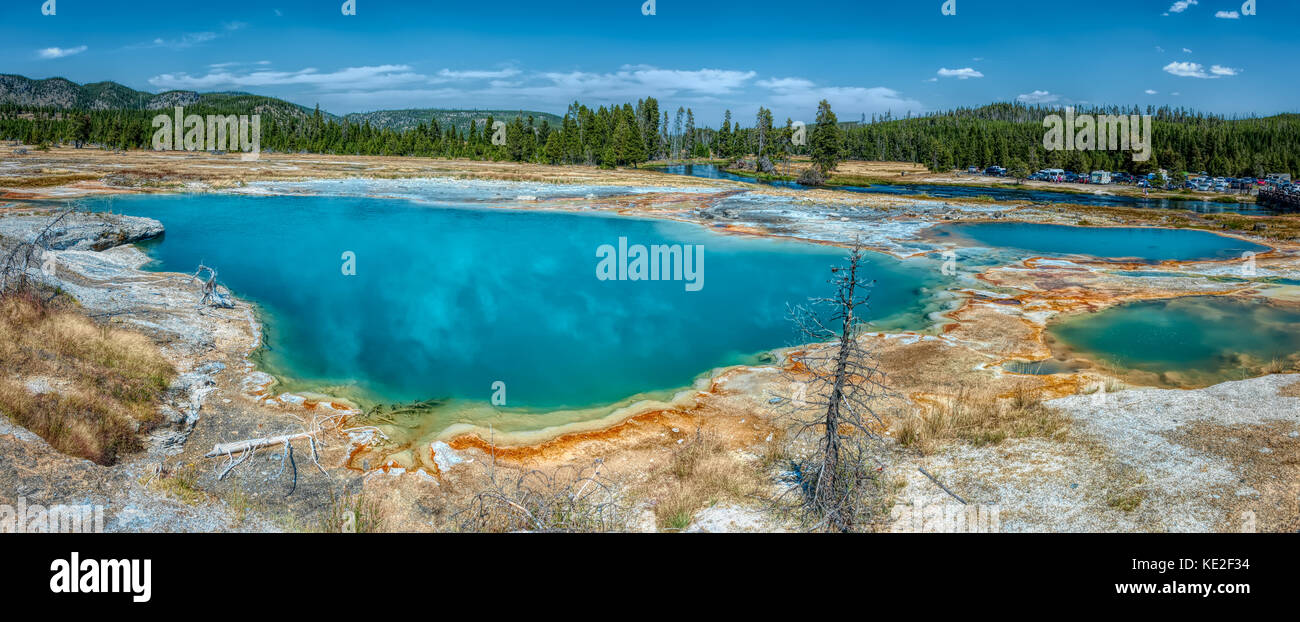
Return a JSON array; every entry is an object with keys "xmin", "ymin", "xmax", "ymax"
[
  {"xmin": 205, "ymin": 431, "xmax": 331, "ymax": 496},
  {"xmin": 204, "ymin": 431, "xmax": 315, "ymax": 458}
]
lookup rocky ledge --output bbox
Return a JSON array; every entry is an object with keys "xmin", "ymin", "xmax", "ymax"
[{"xmin": 0, "ymin": 210, "xmax": 164, "ymax": 251}]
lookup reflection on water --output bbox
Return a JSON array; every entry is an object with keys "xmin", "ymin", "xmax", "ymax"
[{"xmin": 84, "ymin": 193, "xmax": 947, "ymax": 427}]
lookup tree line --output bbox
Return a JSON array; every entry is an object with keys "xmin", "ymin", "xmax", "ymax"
[
  {"xmin": 836, "ymin": 103, "xmax": 1300, "ymax": 178},
  {"xmin": 3, "ymin": 99, "xmax": 1296, "ymax": 177}
]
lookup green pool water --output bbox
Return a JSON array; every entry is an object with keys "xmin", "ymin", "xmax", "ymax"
[{"xmin": 1047, "ymin": 296, "xmax": 1300, "ymax": 386}]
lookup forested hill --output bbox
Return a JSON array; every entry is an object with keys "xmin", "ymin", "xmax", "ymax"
[
  {"xmin": 838, "ymin": 102, "xmax": 1300, "ymax": 177},
  {"xmin": 344, "ymin": 109, "xmax": 563, "ymax": 133},
  {"xmin": 0, "ymin": 74, "xmax": 326, "ymax": 122}
]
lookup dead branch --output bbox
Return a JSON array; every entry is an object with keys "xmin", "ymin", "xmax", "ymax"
[
  {"xmin": 204, "ymin": 410, "xmax": 341, "ymax": 496},
  {"xmin": 919, "ymin": 466, "xmax": 967, "ymax": 505},
  {"xmin": 0, "ymin": 203, "xmax": 78, "ymax": 297},
  {"xmin": 205, "ymin": 431, "xmax": 317, "ymax": 458},
  {"xmin": 191, "ymin": 264, "xmax": 234, "ymax": 309}
]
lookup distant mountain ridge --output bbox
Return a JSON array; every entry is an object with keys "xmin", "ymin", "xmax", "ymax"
[
  {"xmin": 0, "ymin": 74, "xmax": 560, "ymax": 132},
  {"xmin": 1, "ymin": 74, "xmax": 196, "ymax": 111},
  {"xmin": 0, "ymin": 74, "xmax": 337, "ymax": 126}
]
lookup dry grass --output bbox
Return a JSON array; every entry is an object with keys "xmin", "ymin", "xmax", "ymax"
[
  {"xmin": 0, "ymin": 291, "xmax": 175, "ymax": 464},
  {"xmin": 892, "ymin": 382, "xmax": 1068, "ymax": 454},
  {"xmin": 0, "ymin": 172, "xmax": 102, "ymax": 188},
  {"xmin": 639, "ymin": 428, "xmax": 766, "ymax": 530},
  {"xmin": 453, "ymin": 460, "xmax": 625, "ymax": 533},
  {"xmin": 147, "ymin": 463, "xmax": 209, "ymax": 506},
  {"xmin": 318, "ymin": 489, "xmax": 387, "ymax": 533}
]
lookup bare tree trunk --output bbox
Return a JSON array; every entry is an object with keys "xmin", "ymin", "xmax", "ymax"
[{"xmin": 777, "ymin": 244, "xmax": 892, "ymax": 532}]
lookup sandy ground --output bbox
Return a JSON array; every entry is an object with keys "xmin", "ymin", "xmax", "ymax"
[{"xmin": 2, "ymin": 150, "xmax": 1298, "ymax": 532}]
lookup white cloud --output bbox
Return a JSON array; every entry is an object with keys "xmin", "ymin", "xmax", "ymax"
[
  {"xmin": 532, "ymin": 66, "xmax": 756, "ymax": 100},
  {"xmin": 758, "ymin": 77, "xmax": 923, "ymax": 118},
  {"xmin": 1163, "ymin": 0, "xmax": 1198, "ymax": 15},
  {"xmin": 1016, "ymin": 90, "xmax": 1059, "ymax": 104},
  {"xmin": 37, "ymin": 45, "xmax": 87, "ymax": 59},
  {"xmin": 149, "ymin": 63, "xmax": 921, "ymax": 120},
  {"xmin": 148, "ymin": 64, "xmax": 762, "ymax": 114},
  {"xmin": 1182, "ymin": 47, "xmax": 1193, "ymax": 53},
  {"xmin": 756, "ymin": 77, "xmax": 815, "ymax": 90},
  {"xmin": 1161, "ymin": 62, "xmax": 1239, "ymax": 78},
  {"xmin": 936, "ymin": 67, "xmax": 983, "ymax": 80},
  {"xmin": 1161, "ymin": 61, "xmax": 1217, "ymax": 78},
  {"xmin": 436, "ymin": 68, "xmax": 521, "ymax": 80},
  {"xmin": 149, "ymin": 65, "xmax": 430, "ymax": 91},
  {"xmin": 137, "ymin": 31, "xmax": 219, "ymax": 49},
  {"xmin": 1145, "ymin": 89, "xmax": 1158, "ymax": 95},
  {"xmin": 1215, "ymin": 10, "xmax": 1240, "ymax": 18}
]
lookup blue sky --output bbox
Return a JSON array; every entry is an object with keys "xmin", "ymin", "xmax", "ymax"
[{"xmin": 3, "ymin": 0, "xmax": 1294, "ymax": 124}]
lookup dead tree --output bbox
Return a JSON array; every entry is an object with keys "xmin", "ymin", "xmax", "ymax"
[
  {"xmin": 191, "ymin": 264, "xmax": 234, "ymax": 309},
  {"xmin": 0, "ymin": 204, "xmax": 77, "ymax": 298},
  {"xmin": 773, "ymin": 244, "xmax": 893, "ymax": 532},
  {"xmin": 204, "ymin": 411, "xmax": 344, "ymax": 497}
]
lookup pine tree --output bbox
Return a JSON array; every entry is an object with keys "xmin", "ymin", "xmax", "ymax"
[{"xmin": 810, "ymin": 100, "xmax": 842, "ymax": 173}]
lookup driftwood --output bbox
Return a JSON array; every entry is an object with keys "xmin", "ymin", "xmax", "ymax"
[
  {"xmin": 204, "ymin": 432, "xmax": 317, "ymax": 458},
  {"xmin": 191, "ymin": 264, "xmax": 234, "ymax": 308},
  {"xmin": 205, "ymin": 425, "xmax": 332, "ymax": 497}
]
